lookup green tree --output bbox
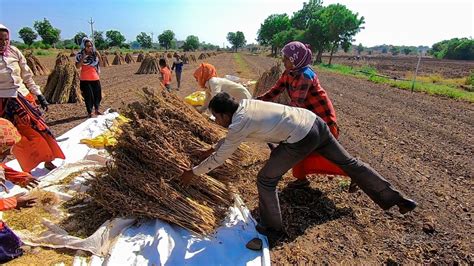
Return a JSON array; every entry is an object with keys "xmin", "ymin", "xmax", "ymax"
[
  {"xmin": 33, "ymin": 18, "xmax": 61, "ymax": 46},
  {"xmin": 301, "ymin": 7, "xmax": 331, "ymax": 63},
  {"xmin": 272, "ymin": 28, "xmax": 304, "ymax": 53},
  {"xmin": 323, "ymin": 4, "xmax": 365, "ymax": 64},
  {"xmin": 227, "ymin": 31, "xmax": 246, "ymax": 52},
  {"xmin": 402, "ymin": 47, "xmax": 412, "ymax": 55},
  {"xmin": 158, "ymin": 30, "xmax": 175, "ymax": 50},
  {"xmin": 430, "ymin": 38, "xmax": 474, "ymax": 60},
  {"xmin": 105, "ymin": 30, "xmax": 126, "ymax": 47},
  {"xmin": 18, "ymin": 27, "xmax": 37, "ymax": 46},
  {"xmin": 136, "ymin": 32, "xmax": 152, "ymax": 49},
  {"xmin": 257, "ymin": 14, "xmax": 291, "ymax": 56},
  {"xmin": 182, "ymin": 35, "xmax": 200, "ymax": 51},
  {"xmin": 93, "ymin": 31, "xmax": 108, "ymax": 50},
  {"xmin": 291, "ymin": 0, "xmax": 323, "ymax": 30},
  {"xmin": 390, "ymin": 46, "xmax": 400, "ymax": 56},
  {"xmin": 73, "ymin": 32, "xmax": 88, "ymax": 46},
  {"xmin": 357, "ymin": 43, "xmax": 364, "ymax": 55}
]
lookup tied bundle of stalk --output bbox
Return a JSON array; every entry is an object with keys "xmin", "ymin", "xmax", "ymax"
[
  {"xmin": 87, "ymin": 87, "xmax": 258, "ymax": 235},
  {"xmin": 181, "ymin": 54, "xmax": 189, "ymax": 64},
  {"xmin": 112, "ymin": 52, "xmax": 125, "ymax": 65},
  {"xmin": 69, "ymin": 49, "xmax": 76, "ymax": 57},
  {"xmin": 25, "ymin": 52, "xmax": 49, "ymax": 76},
  {"xmin": 137, "ymin": 53, "xmax": 145, "ymax": 62},
  {"xmin": 198, "ymin": 53, "xmax": 207, "ymax": 60},
  {"xmin": 100, "ymin": 54, "xmax": 110, "ymax": 67},
  {"xmin": 253, "ymin": 63, "xmax": 290, "ymax": 105},
  {"xmin": 43, "ymin": 53, "xmax": 82, "ymax": 104},
  {"xmin": 167, "ymin": 52, "xmax": 173, "ymax": 58},
  {"xmin": 206, "ymin": 53, "xmax": 212, "ymax": 58},
  {"xmin": 136, "ymin": 55, "xmax": 160, "ymax": 74},
  {"xmin": 189, "ymin": 54, "xmax": 197, "ymax": 63},
  {"xmin": 212, "ymin": 52, "xmax": 217, "ymax": 56},
  {"xmin": 125, "ymin": 53, "xmax": 135, "ymax": 64}
]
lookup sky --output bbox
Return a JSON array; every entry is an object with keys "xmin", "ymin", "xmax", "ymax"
[{"xmin": 0, "ymin": 0, "xmax": 472, "ymax": 47}]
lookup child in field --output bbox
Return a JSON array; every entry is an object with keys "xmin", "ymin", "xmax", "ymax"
[
  {"xmin": 171, "ymin": 53, "xmax": 184, "ymax": 90},
  {"xmin": 159, "ymin": 58, "xmax": 172, "ymax": 92}
]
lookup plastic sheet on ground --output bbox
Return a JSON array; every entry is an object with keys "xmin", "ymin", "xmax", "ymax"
[{"xmin": 1, "ymin": 111, "xmax": 270, "ymax": 265}]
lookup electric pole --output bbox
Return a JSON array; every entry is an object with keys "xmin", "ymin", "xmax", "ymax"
[{"xmin": 88, "ymin": 17, "xmax": 95, "ymax": 40}]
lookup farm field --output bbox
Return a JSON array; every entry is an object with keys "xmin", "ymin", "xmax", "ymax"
[{"xmin": 27, "ymin": 52, "xmax": 473, "ymax": 264}]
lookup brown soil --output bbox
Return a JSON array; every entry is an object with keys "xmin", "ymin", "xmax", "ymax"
[{"xmin": 29, "ymin": 52, "xmax": 473, "ymax": 264}]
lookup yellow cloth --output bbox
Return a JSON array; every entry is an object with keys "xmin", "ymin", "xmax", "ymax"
[
  {"xmin": 184, "ymin": 91, "xmax": 207, "ymax": 106},
  {"xmin": 79, "ymin": 115, "xmax": 130, "ymax": 149}
]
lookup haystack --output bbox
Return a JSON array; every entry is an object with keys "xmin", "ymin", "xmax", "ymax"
[
  {"xmin": 198, "ymin": 53, "xmax": 207, "ymax": 60},
  {"xmin": 167, "ymin": 52, "xmax": 173, "ymax": 58},
  {"xmin": 43, "ymin": 53, "xmax": 82, "ymax": 104},
  {"xmin": 137, "ymin": 53, "xmax": 145, "ymax": 62},
  {"xmin": 253, "ymin": 63, "xmax": 290, "ymax": 104},
  {"xmin": 100, "ymin": 54, "xmax": 110, "ymax": 67},
  {"xmin": 87, "ymin": 87, "xmax": 259, "ymax": 235},
  {"xmin": 206, "ymin": 53, "xmax": 212, "ymax": 58},
  {"xmin": 189, "ymin": 54, "xmax": 197, "ymax": 63},
  {"xmin": 25, "ymin": 52, "xmax": 49, "ymax": 76},
  {"xmin": 125, "ymin": 53, "xmax": 135, "ymax": 64},
  {"xmin": 180, "ymin": 54, "xmax": 189, "ymax": 64},
  {"xmin": 69, "ymin": 49, "xmax": 75, "ymax": 57},
  {"xmin": 212, "ymin": 52, "xmax": 217, "ymax": 56},
  {"xmin": 136, "ymin": 55, "xmax": 160, "ymax": 74},
  {"xmin": 112, "ymin": 52, "xmax": 125, "ymax": 65}
]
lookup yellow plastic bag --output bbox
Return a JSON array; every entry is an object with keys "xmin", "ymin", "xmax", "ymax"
[
  {"xmin": 80, "ymin": 132, "xmax": 117, "ymax": 148},
  {"xmin": 184, "ymin": 91, "xmax": 206, "ymax": 106}
]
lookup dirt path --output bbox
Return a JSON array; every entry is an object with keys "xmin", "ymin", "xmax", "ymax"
[{"xmin": 35, "ymin": 53, "xmax": 473, "ymax": 264}]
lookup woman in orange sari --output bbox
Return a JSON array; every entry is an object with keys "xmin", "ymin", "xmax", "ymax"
[{"xmin": 0, "ymin": 24, "xmax": 65, "ymax": 172}]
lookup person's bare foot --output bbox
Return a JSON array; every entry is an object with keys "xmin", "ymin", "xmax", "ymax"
[{"xmin": 94, "ymin": 110, "xmax": 103, "ymax": 116}]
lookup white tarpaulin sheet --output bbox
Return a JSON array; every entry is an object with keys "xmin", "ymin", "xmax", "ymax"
[{"xmin": 1, "ymin": 111, "xmax": 270, "ymax": 266}]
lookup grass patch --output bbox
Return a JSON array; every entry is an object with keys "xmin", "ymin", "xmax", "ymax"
[
  {"xmin": 33, "ymin": 49, "xmax": 54, "ymax": 56},
  {"xmin": 233, "ymin": 53, "xmax": 252, "ymax": 78},
  {"xmin": 315, "ymin": 63, "xmax": 474, "ymax": 103}
]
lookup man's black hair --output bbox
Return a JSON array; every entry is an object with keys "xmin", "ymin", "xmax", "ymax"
[
  {"xmin": 158, "ymin": 58, "xmax": 167, "ymax": 67},
  {"xmin": 208, "ymin": 92, "xmax": 239, "ymax": 115}
]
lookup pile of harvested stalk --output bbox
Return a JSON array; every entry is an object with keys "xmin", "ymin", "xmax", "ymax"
[
  {"xmin": 69, "ymin": 50, "xmax": 75, "ymax": 57},
  {"xmin": 87, "ymin": 87, "xmax": 260, "ymax": 235},
  {"xmin": 198, "ymin": 53, "xmax": 207, "ymax": 60},
  {"xmin": 136, "ymin": 55, "xmax": 160, "ymax": 74},
  {"xmin": 253, "ymin": 63, "xmax": 290, "ymax": 105},
  {"xmin": 189, "ymin": 54, "xmax": 197, "ymax": 63},
  {"xmin": 100, "ymin": 54, "xmax": 110, "ymax": 67},
  {"xmin": 43, "ymin": 53, "xmax": 82, "ymax": 104},
  {"xmin": 125, "ymin": 53, "xmax": 135, "ymax": 64},
  {"xmin": 25, "ymin": 52, "xmax": 49, "ymax": 76},
  {"xmin": 167, "ymin": 52, "xmax": 173, "ymax": 58},
  {"xmin": 137, "ymin": 53, "xmax": 145, "ymax": 62},
  {"xmin": 112, "ymin": 52, "xmax": 125, "ymax": 65}
]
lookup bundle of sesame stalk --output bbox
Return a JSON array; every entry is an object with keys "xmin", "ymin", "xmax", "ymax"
[{"xmin": 87, "ymin": 87, "xmax": 259, "ymax": 235}]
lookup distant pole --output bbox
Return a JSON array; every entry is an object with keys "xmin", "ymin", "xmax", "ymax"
[
  {"xmin": 88, "ymin": 17, "xmax": 95, "ymax": 41},
  {"xmin": 411, "ymin": 50, "xmax": 422, "ymax": 92}
]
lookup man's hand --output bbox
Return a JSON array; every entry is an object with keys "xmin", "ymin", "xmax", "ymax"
[
  {"xmin": 37, "ymin": 94, "xmax": 49, "ymax": 111},
  {"xmin": 192, "ymin": 148, "xmax": 215, "ymax": 162},
  {"xmin": 179, "ymin": 169, "xmax": 198, "ymax": 187},
  {"xmin": 15, "ymin": 175, "xmax": 39, "ymax": 190},
  {"xmin": 15, "ymin": 193, "xmax": 37, "ymax": 209}
]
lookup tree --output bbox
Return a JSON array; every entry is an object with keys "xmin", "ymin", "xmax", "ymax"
[
  {"xmin": 227, "ymin": 31, "xmax": 246, "ymax": 52},
  {"xmin": 182, "ymin": 35, "xmax": 199, "ymax": 51},
  {"xmin": 257, "ymin": 14, "xmax": 291, "ymax": 56},
  {"xmin": 136, "ymin": 32, "xmax": 152, "ymax": 49},
  {"xmin": 106, "ymin": 30, "xmax": 126, "ymax": 47},
  {"xmin": 33, "ymin": 18, "xmax": 61, "ymax": 46},
  {"xmin": 18, "ymin": 27, "xmax": 37, "ymax": 46},
  {"xmin": 301, "ymin": 7, "xmax": 331, "ymax": 63},
  {"xmin": 158, "ymin": 30, "xmax": 175, "ymax": 50},
  {"xmin": 291, "ymin": 0, "xmax": 323, "ymax": 30},
  {"xmin": 402, "ymin": 47, "xmax": 412, "ymax": 55},
  {"xmin": 357, "ymin": 43, "xmax": 364, "ymax": 55},
  {"xmin": 73, "ymin": 32, "xmax": 88, "ymax": 46},
  {"xmin": 323, "ymin": 4, "xmax": 365, "ymax": 64},
  {"xmin": 390, "ymin": 46, "xmax": 400, "ymax": 56},
  {"xmin": 93, "ymin": 31, "xmax": 108, "ymax": 50},
  {"xmin": 272, "ymin": 29, "xmax": 304, "ymax": 53},
  {"xmin": 429, "ymin": 38, "xmax": 474, "ymax": 60}
]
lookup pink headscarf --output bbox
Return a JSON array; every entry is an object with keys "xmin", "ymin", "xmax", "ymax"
[
  {"xmin": 281, "ymin": 41, "xmax": 313, "ymax": 70},
  {"xmin": 0, "ymin": 24, "xmax": 10, "ymax": 56}
]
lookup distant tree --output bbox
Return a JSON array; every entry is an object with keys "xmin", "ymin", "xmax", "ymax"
[
  {"xmin": 357, "ymin": 43, "xmax": 364, "ymax": 55},
  {"xmin": 73, "ymin": 32, "xmax": 88, "ymax": 46},
  {"xmin": 291, "ymin": 0, "xmax": 323, "ymax": 30},
  {"xmin": 381, "ymin": 47, "xmax": 388, "ymax": 54},
  {"xmin": 106, "ymin": 30, "xmax": 126, "ymax": 47},
  {"xmin": 429, "ymin": 38, "xmax": 474, "ymax": 60},
  {"xmin": 93, "ymin": 31, "xmax": 108, "ymax": 50},
  {"xmin": 136, "ymin": 32, "xmax": 152, "ymax": 48},
  {"xmin": 257, "ymin": 14, "xmax": 291, "ymax": 56},
  {"xmin": 402, "ymin": 47, "xmax": 412, "ymax": 55},
  {"xmin": 18, "ymin": 27, "xmax": 37, "ymax": 46},
  {"xmin": 390, "ymin": 46, "xmax": 400, "ymax": 56},
  {"xmin": 227, "ymin": 31, "xmax": 246, "ymax": 52},
  {"xmin": 158, "ymin": 30, "xmax": 175, "ymax": 50},
  {"xmin": 33, "ymin": 18, "xmax": 61, "ymax": 46},
  {"xmin": 272, "ymin": 28, "xmax": 304, "ymax": 53},
  {"xmin": 182, "ymin": 35, "xmax": 200, "ymax": 51}
]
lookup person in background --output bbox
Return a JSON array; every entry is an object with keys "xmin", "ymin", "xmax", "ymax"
[
  {"xmin": 0, "ymin": 117, "xmax": 38, "ymax": 264},
  {"xmin": 75, "ymin": 37, "xmax": 102, "ymax": 118},
  {"xmin": 171, "ymin": 52, "xmax": 184, "ymax": 90},
  {"xmin": 193, "ymin": 63, "xmax": 252, "ymax": 114},
  {"xmin": 0, "ymin": 24, "xmax": 65, "ymax": 172},
  {"xmin": 180, "ymin": 93, "xmax": 417, "ymax": 244},
  {"xmin": 159, "ymin": 58, "xmax": 172, "ymax": 92}
]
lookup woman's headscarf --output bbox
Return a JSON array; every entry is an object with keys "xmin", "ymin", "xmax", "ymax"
[
  {"xmin": 0, "ymin": 24, "xmax": 11, "ymax": 57},
  {"xmin": 193, "ymin": 63, "xmax": 217, "ymax": 88},
  {"xmin": 281, "ymin": 41, "xmax": 313, "ymax": 70},
  {"xmin": 75, "ymin": 37, "xmax": 99, "ymax": 72}
]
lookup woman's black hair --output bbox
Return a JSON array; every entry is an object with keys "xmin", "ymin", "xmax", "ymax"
[
  {"xmin": 208, "ymin": 92, "xmax": 239, "ymax": 115},
  {"xmin": 159, "ymin": 58, "xmax": 167, "ymax": 67}
]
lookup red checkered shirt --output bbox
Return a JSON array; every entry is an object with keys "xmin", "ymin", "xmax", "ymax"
[{"xmin": 257, "ymin": 66, "xmax": 337, "ymax": 126}]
